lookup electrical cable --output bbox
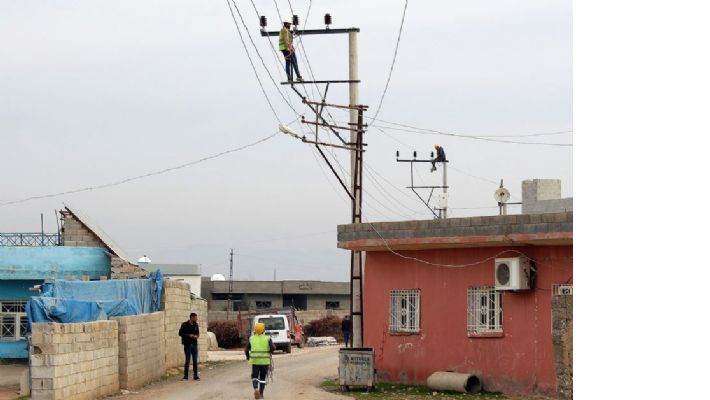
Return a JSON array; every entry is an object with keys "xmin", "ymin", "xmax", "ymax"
[
  {"xmin": 370, "ymin": 0, "xmax": 408, "ymax": 122},
  {"xmin": 0, "ymin": 131, "xmax": 280, "ymax": 207},
  {"xmin": 226, "ymin": 0, "xmax": 284, "ymax": 124},
  {"xmin": 373, "ymin": 122, "xmax": 572, "ymax": 146}
]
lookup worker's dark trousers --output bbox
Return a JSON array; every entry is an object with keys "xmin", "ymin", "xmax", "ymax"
[
  {"xmin": 343, "ymin": 331, "xmax": 351, "ymax": 347},
  {"xmin": 281, "ymin": 50, "xmax": 302, "ymax": 81},
  {"xmin": 251, "ymin": 365, "xmax": 269, "ymax": 395},
  {"xmin": 183, "ymin": 343, "xmax": 198, "ymax": 378}
]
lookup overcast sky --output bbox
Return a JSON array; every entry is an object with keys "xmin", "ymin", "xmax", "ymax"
[{"xmin": 0, "ymin": 0, "xmax": 571, "ymax": 282}]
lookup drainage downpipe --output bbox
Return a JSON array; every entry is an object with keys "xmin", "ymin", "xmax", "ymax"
[{"xmin": 426, "ymin": 371, "xmax": 482, "ymax": 394}]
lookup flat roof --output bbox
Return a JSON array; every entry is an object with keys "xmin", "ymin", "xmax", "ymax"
[
  {"xmin": 337, "ymin": 212, "xmax": 572, "ymax": 251},
  {"xmin": 140, "ymin": 263, "xmax": 201, "ymax": 276}
]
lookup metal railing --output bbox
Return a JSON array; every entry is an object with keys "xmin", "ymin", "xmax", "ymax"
[{"xmin": 0, "ymin": 233, "xmax": 61, "ymax": 246}]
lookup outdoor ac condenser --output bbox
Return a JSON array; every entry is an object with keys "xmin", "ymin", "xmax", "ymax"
[{"xmin": 494, "ymin": 257, "xmax": 531, "ymax": 291}]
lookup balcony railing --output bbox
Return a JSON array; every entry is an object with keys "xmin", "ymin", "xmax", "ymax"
[{"xmin": 0, "ymin": 233, "xmax": 61, "ymax": 246}]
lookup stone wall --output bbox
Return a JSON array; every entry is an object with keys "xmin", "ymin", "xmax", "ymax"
[
  {"xmin": 161, "ymin": 279, "xmax": 193, "ymax": 369},
  {"xmin": 190, "ymin": 298, "xmax": 209, "ymax": 355},
  {"xmin": 552, "ymin": 293, "xmax": 573, "ymax": 400},
  {"xmin": 111, "ymin": 312, "xmax": 165, "ymax": 391},
  {"xmin": 30, "ymin": 321, "xmax": 119, "ymax": 400}
]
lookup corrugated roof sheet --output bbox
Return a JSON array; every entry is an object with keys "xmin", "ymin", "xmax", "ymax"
[{"xmin": 64, "ymin": 205, "xmax": 133, "ymax": 263}]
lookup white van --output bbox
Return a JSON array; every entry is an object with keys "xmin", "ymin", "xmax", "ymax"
[{"xmin": 254, "ymin": 314, "xmax": 292, "ymax": 353}]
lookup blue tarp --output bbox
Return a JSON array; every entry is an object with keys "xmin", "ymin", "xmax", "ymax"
[{"xmin": 26, "ymin": 270, "xmax": 163, "ymax": 329}]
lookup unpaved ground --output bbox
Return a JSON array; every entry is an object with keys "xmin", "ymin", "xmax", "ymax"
[
  {"xmin": 0, "ymin": 364, "xmax": 27, "ymax": 400},
  {"xmin": 111, "ymin": 346, "xmax": 350, "ymax": 400}
]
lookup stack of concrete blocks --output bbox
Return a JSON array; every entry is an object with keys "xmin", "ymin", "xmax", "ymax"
[
  {"xmin": 521, "ymin": 179, "xmax": 573, "ymax": 214},
  {"xmin": 30, "ymin": 321, "xmax": 119, "ymax": 400},
  {"xmin": 552, "ymin": 293, "xmax": 573, "ymax": 400},
  {"xmin": 161, "ymin": 279, "xmax": 193, "ymax": 369},
  {"xmin": 111, "ymin": 312, "xmax": 165, "ymax": 391},
  {"xmin": 190, "ymin": 297, "xmax": 209, "ymax": 355}
]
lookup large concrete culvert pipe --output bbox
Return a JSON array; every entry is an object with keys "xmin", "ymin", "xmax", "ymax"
[{"xmin": 426, "ymin": 371, "xmax": 482, "ymax": 394}]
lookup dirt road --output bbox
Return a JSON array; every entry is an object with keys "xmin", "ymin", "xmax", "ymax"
[{"xmin": 111, "ymin": 346, "xmax": 350, "ymax": 400}]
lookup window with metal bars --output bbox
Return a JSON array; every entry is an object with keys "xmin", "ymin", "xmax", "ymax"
[
  {"xmin": 467, "ymin": 288, "xmax": 503, "ymax": 334},
  {"xmin": 389, "ymin": 289, "xmax": 420, "ymax": 333},
  {"xmin": 0, "ymin": 300, "xmax": 28, "ymax": 341}
]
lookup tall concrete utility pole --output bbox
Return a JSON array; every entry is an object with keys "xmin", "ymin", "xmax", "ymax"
[
  {"xmin": 228, "ymin": 248, "xmax": 234, "ymax": 320},
  {"xmin": 348, "ymin": 30, "xmax": 364, "ymax": 349},
  {"xmin": 442, "ymin": 162, "xmax": 448, "ymax": 219},
  {"xmin": 264, "ymin": 22, "xmax": 366, "ymax": 349}
]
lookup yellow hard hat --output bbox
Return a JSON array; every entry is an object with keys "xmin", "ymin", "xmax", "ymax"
[
  {"xmin": 434, "ymin": 144, "xmax": 440, "ymax": 148},
  {"xmin": 255, "ymin": 322, "xmax": 266, "ymax": 334}
]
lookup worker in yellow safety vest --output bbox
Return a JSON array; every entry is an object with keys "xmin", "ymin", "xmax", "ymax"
[
  {"xmin": 279, "ymin": 21, "xmax": 303, "ymax": 82},
  {"xmin": 245, "ymin": 322, "xmax": 276, "ymax": 399}
]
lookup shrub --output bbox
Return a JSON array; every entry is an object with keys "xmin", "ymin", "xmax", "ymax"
[
  {"xmin": 303, "ymin": 315, "xmax": 343, "ymax": 341},
  {"xmin": 208, "ymin": 320, "xmax": 242, "ymax": 348}
]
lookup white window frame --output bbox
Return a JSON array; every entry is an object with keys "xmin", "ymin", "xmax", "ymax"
[
  {"xmin": 467, "ymin": 288, "xmax": 503, "ymax": 334},
  {"xmin": 389, "ymin": 289, "xmax": 420, "ymax": 333},
  {"xmin": 0, "ymin": 300, "xmax": 28, "ymax": 341}
]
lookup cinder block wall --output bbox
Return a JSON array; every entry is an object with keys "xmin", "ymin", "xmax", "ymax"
[
  {"xmin": 552, "ymin": 294, "xmax": 573, "ymax": 400},
  {"xmin": 30, "ymin": 321, "xmax": 119, "ymax": 400},
  {"xmin": 161, "ymin": 279, "xmax": 193, "ymax": 369},
  {"xmin": 111, "ymin": 312, "xmax": 165, "ymax": 390},
  {"xmin": 190, "ymin": 298, "xmax": 209, "ymax": 355}
]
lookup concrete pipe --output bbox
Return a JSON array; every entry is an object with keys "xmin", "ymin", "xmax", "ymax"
[{"xmin": 426, "ymin": 371, "xmax": 482, "ymax": 394}]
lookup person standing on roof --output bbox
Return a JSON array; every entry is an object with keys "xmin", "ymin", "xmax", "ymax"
[
  {"xmin": 245, "ymin": 322, "xmax": 276, "ymax": 399},
  {"xmin": 279, "ymin": 21, "xmax": 304, "ymax": 83},
  {"xmin": 431, "ymin": 144, "xmax": 446, "ymax": 172}
]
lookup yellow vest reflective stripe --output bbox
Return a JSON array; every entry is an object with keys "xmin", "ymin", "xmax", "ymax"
[{"xmin": 249, "ymin": 334, "xmax": 271, "ymax": 365}]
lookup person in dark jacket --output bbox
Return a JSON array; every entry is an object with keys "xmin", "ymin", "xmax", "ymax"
[
  {"xmin": 179, "ymin": 313, "xmax": 200, "ymax": 380},
  {"xmin": 341, "ymin": 315, "xmax": 352, "ymax": 347},
  {"xmin": 431, "ymin": 144, "xmax": 446, "ymax": 172}
]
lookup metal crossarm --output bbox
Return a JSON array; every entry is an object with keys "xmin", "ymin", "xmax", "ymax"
[
  {"xmin": 260, "ymin": 28, "xmax": 360, "ymax": 37},
  {"xmin": 280, "ymin": 80, "xmax": 360, "ymax": 85}
]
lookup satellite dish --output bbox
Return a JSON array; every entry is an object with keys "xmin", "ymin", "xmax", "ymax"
[
  {"xmin": 211, "ymin": 273, "xmax": 226, "ymax": 281},
  {"xmin": 494, "ymin": 187, "xmax": 511, "ymax": 203}
]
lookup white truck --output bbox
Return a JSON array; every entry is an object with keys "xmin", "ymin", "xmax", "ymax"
[{"xmin": 253, "ymin": 313, "xmax": 305, "ymax": 353}]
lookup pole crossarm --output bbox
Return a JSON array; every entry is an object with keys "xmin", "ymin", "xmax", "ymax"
[
  {"xmin": 302, "ymin": 120, "xmax": 365, "ymax": 133},
  {"xmin": 407, "ymin": 185, "xmax": 450, "ymax": 189},
  {"xmin": 289, "ymin": 85, "xmax": 347, "ymax": 145},
  {"xmin": 280, "ymin": 80, "xmax": 360, "ymax": 85},
  {"xmin": 301, "ymin": 138, "xmax": 364, "ymax": 152},
  {"xmin": 396, "ymin": 159, "xmax": 449, "ymax": 164},
  {"xmin": 260, "ymin": 28, "xmax": 360, "ymax": 37},
  {"xmin": 302, "ymin": 100, "xmax": 368, "ymax": 111}
]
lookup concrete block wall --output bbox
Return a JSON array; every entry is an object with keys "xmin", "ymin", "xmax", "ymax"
[
  {"xmin": 110, "ymin": 256, "xmax": 149, "ymax": 280},
  {"xmin": 161, "ymin": 279, "xmax": 192, "ymax": 369},
  {"xmin": 552, "ymin": 294, "xmax": 573, "ymax": 400},
  {"xmin": 30, "ymin": 321, "xmax": 119, "ymax": 400},
  {"xmin": 190, "ymin": 298, "xmax": 209, "ymax": 355},
  {"xmin": 111, "ymin": 312, "xmax": 165, "ymax": 391},
  {"xmin": 61, "ymin": 214, "xmax": 104, "ymax": 248}
]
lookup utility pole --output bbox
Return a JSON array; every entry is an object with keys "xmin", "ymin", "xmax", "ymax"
[
  {"xmin": 442, "ymin": 162, "xmax": 448, "ymax": 219},
  {"xmin": 396, "ymin": 151, "xmax": 449, "ymax": 219},
  {"xmin": 263, "ymin": 19, "xmax": 366, "ymax": 348},
  {"xmin": 228, "ymin": 248, "xmax": 234, "ymax": 320}
]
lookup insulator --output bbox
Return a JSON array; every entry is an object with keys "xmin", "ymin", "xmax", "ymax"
[
  {"xmin": 260, "ymin": 16, "xmax": 267, "ymax": 28},
  {"xmin": 292, "ymin": 15, "xmax": 299, "ymax": 26},
  {"xmin": 396, "ymin": 151, "xmax": 400, "ymax": 158},
  {"xmin": 324, "ymin": 13, "xmax": 332, "ymax": 26},
  {"xmin": 413, "ymin": 151, "xmax": 417, "ymax": 158},
  {"xmin": 430, "ymin": 152, "xmax": 434, "ymax": 158}
]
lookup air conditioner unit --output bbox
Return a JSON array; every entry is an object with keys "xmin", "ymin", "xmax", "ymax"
[
  {"xmin": 495, "ymin": 257, "xmax": 531, "ymax": 291},
  {"xmin": 556, "ymin": 285, "xmax": 573, "ymax": 296}
]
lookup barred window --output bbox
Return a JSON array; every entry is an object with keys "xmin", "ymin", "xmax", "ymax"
[
  {"xmin": 389, "ymin": 289, "xmax": 420, "ymax": 333},
  {"xmin": 325, "ymin": 301, "xmax": 340, "ymax": 310},
  {"xmin": 0, "ymin": 300, "xmax": 28, "ymax": 341},
  {"xmin": 467, "ymin": 288, "xmax": 503, "ymax": 334}
]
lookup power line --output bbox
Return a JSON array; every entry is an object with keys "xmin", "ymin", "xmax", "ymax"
[
  {"xmin": 371, "ymin": 0, "xmax": 409, "ymax": 122},
  {"xmin": 373, "ymin": 120, "xmax": 573, "ymax": 146},
  {"xmin": 0, "ymin": 132, "xmax": 279, "ymax": 207},
  {"xmin": 225, "ymin": 0, "xmax": 283, "ymax": 124},
  {"xmin": 376, "ymin": 119, "xmax": 572, "ymax": 138}
]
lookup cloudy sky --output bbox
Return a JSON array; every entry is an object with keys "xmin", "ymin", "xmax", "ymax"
[{"xmin": 0, "ymin": 0, "xmax": 571, "ymax": 282}]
